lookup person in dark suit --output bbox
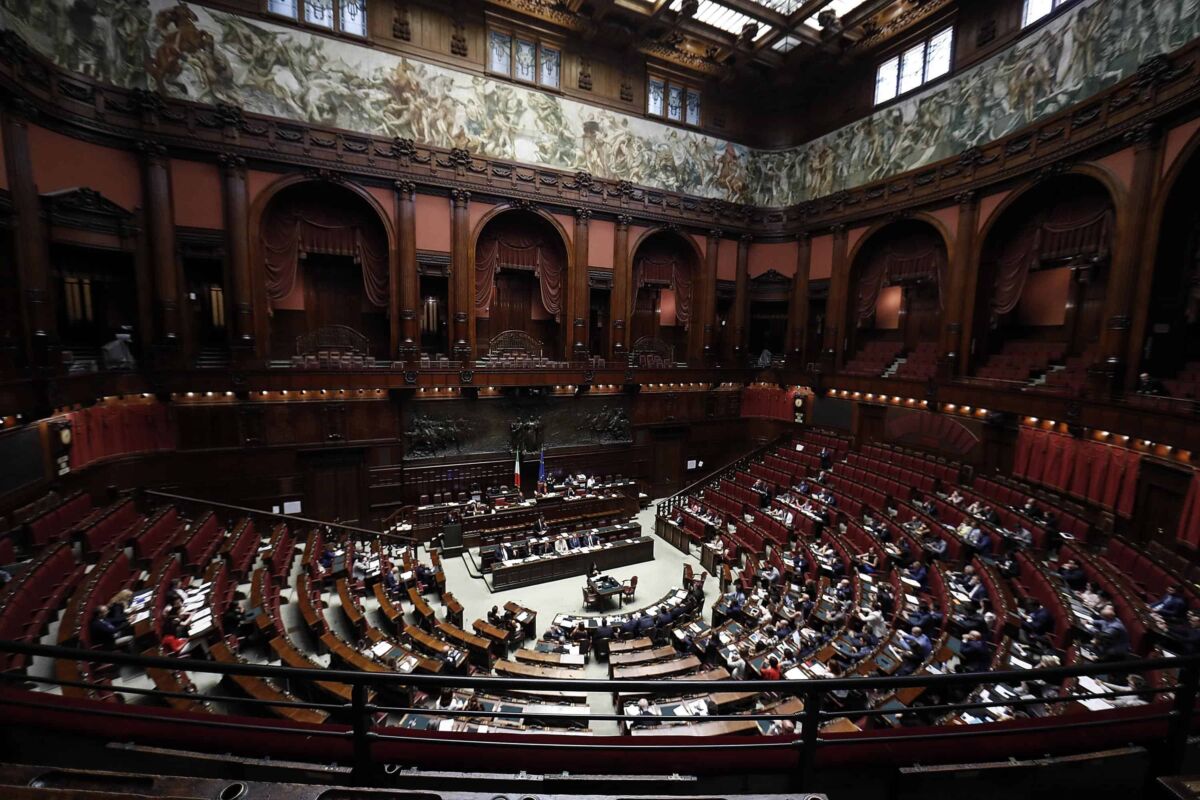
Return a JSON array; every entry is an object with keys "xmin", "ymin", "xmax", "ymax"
[
  {"xmin": 636, "ymin": 613, "xmax": 655, "ymax": 633},
  {"xmin": 1090, "ymin": 604, "xmax": 1130, "ymax": 661},
  {"xmin": 1021, "ymin": 599, "xmax": 1054, "ymax": 645},
  {"xmin": 90, "ymin": 605, "xmax": 132, "ymax": 649},
  {"xmin": 1058, "ymin": 560, "xmax": 1086, "ymax": 592},
  {"xmin": 1151, "ymin": 586, "xmax": 1188, "ymax": 621},
  {"xmin": 959, "ymin": 630, "xmax": 990, "ymax": 672},
  {"xmin": 495, "ymin": 543, "xmax": 510, "ymax": 563}
]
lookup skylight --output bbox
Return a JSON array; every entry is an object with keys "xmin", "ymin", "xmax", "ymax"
[
  {"xmin": 772, "ymin": 34, "xmax": 803, "ymax": 52},
  {"xmin": 670, "ymin": 0, "xmax": 773, "ymax": 41},
  {"xmin": 741, "ymin": 0, "xmax": 802, "ymax": 12},
  {"xmin": 802, "ymin": 0, "xmax": 862, "ymax": 30}
]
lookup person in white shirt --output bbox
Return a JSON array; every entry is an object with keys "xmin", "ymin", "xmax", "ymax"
[
  {"xmin": 862, "ymin": 603, "xmax": 888, "ymax": 640},
  {"xmin": 727, "ymin": 648, "xmax": 747, "ymax": 680},
  {"xmin": 554, "ymin": 536, "xmax": 569, "ymax": 555}
]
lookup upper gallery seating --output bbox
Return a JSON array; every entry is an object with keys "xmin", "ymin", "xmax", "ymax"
[
  {"xmin": 891, "ymin": 342, "xmax": 938, "ymax": 380},
  {"xmin": 842, "ymin": 341, "xmax": 902, "ymax": 377},
  {"xmin": 974, "ymin": 341, "xmax": 1066, "ymax": 384}
]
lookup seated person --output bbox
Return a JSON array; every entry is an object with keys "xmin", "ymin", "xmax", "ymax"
[
  {"xmin": 727, "ymin": 647, "xmax": 748, "ymax": 680},
  {"xmin": 963, "ymin": 525, "xmax": 992, "ymax": 556},
  {"xmin": 1020, "ymin": 598, "xmax": 1054, "ymax": 645},
  {"xmin": 760, "ymin": 563, "xmax": 782, "ymax": 585},
  {"xmin": 222, "ymin": 600, "xmax": 256, "ymax": 640},
  {"xmin": 487, "ymin": 605, "xmax": 503, "ymax": 627},
  {"xmin": 946, "ymin": 489, "xmax": 964, "ymax": 506},
  {"xmin": 629, "ymin": 698, "xmax": 662, "ymax": 727},
  {"xmin": 898, "ymin": 626, "xmax": 932, "ymax": 673},
  {"xmin": 1151, "ymin": 586, "xmax": 1189, "ymax": 621},
  {"xmin": 760, "ymin": 656, "xmax": 782, "ymax": 680},
  {"xmin": 106, "ymin": 590, "xmax": 134, "ymax": 632},
  {"xmin": 89, "ymin": 605, "xmax": 133, "ymax": 649},
  {"xmin": 1090, "ymin": 604, "xmax": 1130, "ymax": 662},
  {"xmin": 1058, "ymin": 560, "xmax": 1087, "ymax": 592},
  {"xmin": 160, "ymin": 623, "xmax": 191, "ymax": 656},
  {"xmin": 554, "ymin": 536, "xmax": 570, "ymax": 555},
  {"xmin": 495, "ymin": 542, "xmax": 511, "ymax": 563},
  {"xmin": 958, "ymin": 629, "xmax": 990, "ymax": 672},
  {"xmin": 433, "ymin": 687, "xmax": 467, "ymax": 712},
  {"xmin": 905, "ymin": 560, "xmax": 928, "ymax": 588},
  {"xmin": 766, "ymin": 718, "xmax": 795, "ymax": 736}
]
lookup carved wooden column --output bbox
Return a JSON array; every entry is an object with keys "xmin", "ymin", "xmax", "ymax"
[
  {"xmin": 728, "ymin": 233, "xmax": 751, "ymax": 363},
  {"xmin": 1100, "ymin": 122, "xmax": 1163, "ymax": 395},
  {"xmin": 786, "ymin": 232, "xmax": 811, "ymax": 366},
  {"xmin": 450, "ymin": 189, "xmax": 472, "ymax": 362},
  {"xmin": 395, "ymin": 180, "xmax": 418, "ymax": 361},
  {"xmin": 141, "ymin": 142, "xmax": 184, "ymax": 358},
  {"xmin": 1, "ymin": 102, "xmax": 55, "ymax": 367},
  {"xmin": 609, "ymin": 214, "xmax": 630, "ymax": 361},
  {"xmin": 940, "ymin": 191, "xmax": 978, "ymax": 379},
  {"xmin": 571, "ymin": 208, "xmax": 591, "ymax": 360},
  {"xmin": 701, "ymin": 228, "xmax": 721, "ymax": 365},
  {"xmin": 218, "ymin": 153, "xmax": 253, "ymax": 351},
  {"xmin": 822, "ymin": 225, "xmax": 849, "ymax": 372}
]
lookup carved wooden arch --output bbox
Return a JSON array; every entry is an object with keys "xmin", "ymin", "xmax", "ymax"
[
  {"xmin": 843, "ymin": 213, "xmax": 953, "ymax": 346},
  {"xmin": 468, "ymin": 203, "xmax": 574, "ymax": 358},
  {"xmin": 974, "ymin": 165, "xmax": 1125, "ymax": 265},
  {"xmin": 965, "ymin": 167, "xmax": 1121, "ymax": 374},
  {"xmin": 626, "ymin": 226, "xmax": 704, "ymax": 358},
  {"xmin": 1127, "ymin": 125, "xmax": 1200, "ymax": 387},
  {"xmin": 247, "ymin": 173, "xmax": 399, "ymax": 359}
]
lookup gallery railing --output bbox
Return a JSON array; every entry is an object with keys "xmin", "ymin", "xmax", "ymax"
[
  {"xmin": 143, "ymin": 490, "xmax": 421, "ymax": 547},
  {"xmin": 2, "ymin": 640, "xmax": 1193, "ymax": 787}
]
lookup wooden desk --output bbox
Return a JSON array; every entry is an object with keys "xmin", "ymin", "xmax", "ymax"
[
  {"xmin": 212, "ymin": 642, "xmax": 328, "ymax": 724},
  {"xmin": 493, "ymin": 660, "xmax": 582, "ymax": 680},
  {"xmin": 608, "ymin": 637, "xmax": 655, "ymax": 656},
  {"xmin": 408, "ymin": 587, "xmax": 436, "ymax": 629},
  {"xmin": 504, "ymin": 601, "xmax": 537, "ymax": 639},
  {"xmin": 612, "ymin": 655, "xmax": 701, "ymax": 680},
  {"xmin": 374, "ymin": 582, "xmax": 404, "ymax": 629},
  {"xmin": 364, "ymin": 628, "xmax": 443, "ymax": 676},
  {"xmin": 436, "ymin": 621, "xmax": 493, "ymax": 669},
  {"xmin": 473, "ymin": 619, "xmax": 513, "ymax": 653},
  {"xmin": 515, "ymin": 648, "xmax": 586, "ymax": 668},
  {"xmin": 489, "ymin": 535, "xmax": 652, "ymax": 591},
  {"xmin": 337, "ymin": 578, "xmax": 366, "ymax": 638},
  {"xmin": 443, "ymin": 592, "xmax": 464, "ymax": 627},
  {"xmin": 630, "ymin": 716, "xmax": 762, "ymax": 736},
  {"xmin": 609, "ymin": 645, "xmax": 677, "ymax": 670},
  {"xmin": 403, "ymin": 623, "xmax": 467, "ymax": 670},
  {"xmin": 296, "ymin": 574, "xmax": 326, "ymax": 641},
  {"xmin": 268, "ymin": 635, "xmax": 355, "ymax": 704}
]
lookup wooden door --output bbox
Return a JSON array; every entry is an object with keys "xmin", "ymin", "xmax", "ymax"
[{"xmin": 301, "ymin": 449, "xmax": 366, "ymax": 526}]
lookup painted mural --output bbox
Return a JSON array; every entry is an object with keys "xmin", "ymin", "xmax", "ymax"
[{"xmin": 0, "ymin": 0, "xmax": 1196, "ymax": 207}]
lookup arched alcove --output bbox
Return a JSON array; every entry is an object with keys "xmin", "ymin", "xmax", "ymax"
[
  {"xmin": 473, "ymin": 209, "xmax": 570, "ymax": 361},
  {"xmin": 258, "ymin": 181, "xmax": 392, "ymax": 361},
  {"xmin": 843, "ymin": 218, "xmax": 948, "ymax": 380},
  {"xmin": 970, "ymin": 174, "xmax": 1115, "ymax": 393},
  {"xmin": 629, "ymin": 230, "xmax": 701, "ymax": 365},
  {"xmin": 1139, "ymin": 146, "xmax": 1200, "ymax": 395}
]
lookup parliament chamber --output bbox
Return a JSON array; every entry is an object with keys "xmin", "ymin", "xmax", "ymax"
[{"xmin": 3, "ymin": 0, "xmax": 1200, "ymax": 798}]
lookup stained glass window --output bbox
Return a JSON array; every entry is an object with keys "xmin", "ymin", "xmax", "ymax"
[
  {"xmin": 667, "ymin": 85, "xmax": 683, "ymax": 121},
  {"xmin": 685, "ymin": 89, "xmax": 701, "ymax": 126},
  {"xmin": 515, "ymin": 39, "xmax": 537, "ymax": 82},
  {"xmin": 267, "ymin": 0, "xmax": 296, "ymax": 18},
  {"xmin": 339, "ymin": 0, "xmax": 365, "ymax": 36},
  {"xmin": 304, "ymin": 0, "xmax": 333, "ymax": 28},
  {"xmin": 539, "ymin": 46, "xmax": 560, "ymax": 88},
  {"xmin": 489, "ymin": 31, "xmax": 512, "ymax": 75},
  {"xmin": 648, "ymin": 78, "xmax": 665, "ymax": 116}
]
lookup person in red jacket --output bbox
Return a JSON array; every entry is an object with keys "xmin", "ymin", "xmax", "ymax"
[{"xmin": 760, "ymin": 656, "xmax": 782, "ymax": 680}]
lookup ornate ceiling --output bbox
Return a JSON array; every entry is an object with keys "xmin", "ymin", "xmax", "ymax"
[{"xmin": 485, "ymin": 0, "xmax": 952, "ymax": 82}]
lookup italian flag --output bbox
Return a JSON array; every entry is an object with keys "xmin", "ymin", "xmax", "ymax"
[{"xmin": 513, "ymin": 448, "xmax": 521, "ymax": 492}]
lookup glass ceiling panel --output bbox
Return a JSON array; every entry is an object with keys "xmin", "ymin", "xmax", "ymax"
[
  {"xmin": 742, "ymin": 0, "xmax": 802, "ymax": 12},
  {"xmin": 670, "ymin": 0, "xmax": 774, "ymax": 41},
  {"xmin": 802, "ymin": 0, "xmax": 862, "ymax": 30},
  {"xmin": 772, "ymin": 33, "xmax": 803, "ymax": 52}
]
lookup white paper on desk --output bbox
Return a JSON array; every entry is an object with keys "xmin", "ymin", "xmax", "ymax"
[
  {"xmin": 1077, "ymin": 676, "xmax": 1107, "ymax": 694},
  {"xmin": 1080, "ymin": 698, "xmax": 1114, "ymax": 711},
  {"xmin": 785, "ymin": 667, "xmax": 806, "ymax": 680},
  {"xmin": 1010, "ymin": 657, "xmax": 1033, "ymax": 670},
  {"xmin": 437, "ymin": 719, "xmax": 456, "ymax": 731},
  {"xmin": 372, "ymin": 641, "xmax": 391, "ymax": 657},
  {"xmin": 131, "ymin": 610, "xmax": 150, "ymax": 626}
]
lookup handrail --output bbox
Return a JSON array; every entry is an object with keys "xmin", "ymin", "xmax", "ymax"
[
  {"xmin": 0, "ymin": 638, "xmax": 1196, "ymax": 786},
  {"xmin": 657, "ymin": 433, "xmax": 789, "ymax": 517},
  {"xmin": 143, "ymin": 490, "xmax": 419, "ymax": 546}
]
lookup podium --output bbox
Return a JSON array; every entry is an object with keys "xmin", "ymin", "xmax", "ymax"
[{"xmin": 442, "ymin": 521, "xmax": 464, "ymax": 558}]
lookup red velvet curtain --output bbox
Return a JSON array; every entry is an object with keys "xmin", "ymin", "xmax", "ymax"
[
  {"xmin": 1013, "ymin": 428, "xmax": 1139, "ymax": 517},
  {"xmin": 475, "ymin": 225, "xmax": 564, "ymax": 321},
  {"xmin": 66, "ymin": 403, "xmax": 175, "ymax": 470},
  {"xmin": 855, "ymin": 243, "xmax": 945, "ymax": 323},
  {"xmin": 262, "ymin": 196, "xmax": 389, "ymax": 308},
  {"xmin": 1179, "ymin": 472, "xmax": 1200, "ymax": 548},
  {"xmin": 740, "ymin": 386, "xmax": 796, "ymax": 420},
  {"xmin": 991, "ymin": 201, "xmax": 1112, "ymax": 316},
  {"xmin": 634, "ymin": 254, "xmax": 693, "ymax": 326}
]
